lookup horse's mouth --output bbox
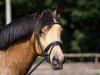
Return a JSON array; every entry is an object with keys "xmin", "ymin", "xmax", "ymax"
[{"xmin": 51, "ymin": 56, "xmax": 63, "ymax": 70}]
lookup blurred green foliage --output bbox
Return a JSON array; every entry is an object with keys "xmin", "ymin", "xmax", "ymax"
[{"xmin": 0, "ymin": 0, "xmax": 100, "ymax": 53}]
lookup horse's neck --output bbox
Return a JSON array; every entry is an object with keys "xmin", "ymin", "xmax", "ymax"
[{"xmin": 0, "ymin": 39, "xmax": 37, "ymax": 75}]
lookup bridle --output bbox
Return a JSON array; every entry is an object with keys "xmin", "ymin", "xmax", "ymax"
[
  {"xmin": 27, "ymin": 23, "xmax": 63, "ymax": 75},
  {"xmin": 36, "ymin": 34, "xmax": 63, "ymax": 56}
]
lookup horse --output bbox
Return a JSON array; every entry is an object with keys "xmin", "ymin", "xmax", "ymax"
[{"xmin": 0, "ymin": 5, "xmax": 64, "ymax": 75}]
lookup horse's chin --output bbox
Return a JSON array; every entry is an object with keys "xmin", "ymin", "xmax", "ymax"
[{"xmin": 50, "ymin": 56, "xmax": 63, "ymax": 70}]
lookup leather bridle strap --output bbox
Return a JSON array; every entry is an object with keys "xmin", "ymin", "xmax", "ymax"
[
  {"xmin": 44, "ymin": 41, "xmax": 63, "ymax": 53},
  {"xmin": 35, "ymin": 35, "xmax": 63, "ymax": 56},
  {"xmin": 27, "ymin": 57, "xmax": 46, "ymax": 75},
  {"xmin": 44, "ymin": 41, "xmax": 63, "ymax": 63}
]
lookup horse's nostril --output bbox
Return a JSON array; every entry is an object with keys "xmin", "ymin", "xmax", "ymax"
[{"xmin": 52, "ymin": 56, "xmax": 59, "ymax": 65}]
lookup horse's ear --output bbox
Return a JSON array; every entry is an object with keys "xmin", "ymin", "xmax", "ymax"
[
  {"xmin": 37, "ymin": 9, "xmax": 44, "ymax": 18},
  {"xmin": 53, "ymin": 0, "xmax": 63, "ymax": 18},
  {"xmin": 36, "ymin": 0, "xmax": 44, "ymax": 18}
]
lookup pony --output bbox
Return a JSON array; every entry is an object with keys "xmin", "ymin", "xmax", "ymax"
[{"xmin": 0, "ymin": 4, "xmax": 64, "ymax": 75}]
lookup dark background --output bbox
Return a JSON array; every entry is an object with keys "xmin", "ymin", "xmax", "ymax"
[{"xmin": 0, "ymin": 0, "xmax": 100, "ymax": 53}]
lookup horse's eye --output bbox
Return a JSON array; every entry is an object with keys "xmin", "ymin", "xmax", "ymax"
[{"xmin": 40, "ymin": 30, "xmax": 45, "ymax": 36}]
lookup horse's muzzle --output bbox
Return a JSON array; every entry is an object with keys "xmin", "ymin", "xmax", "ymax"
[{"xmin": 51, "ymin": 56, "xmax": 63, "ymax": 70}]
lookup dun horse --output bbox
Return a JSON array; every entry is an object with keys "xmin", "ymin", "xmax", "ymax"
[{"xmin": 0, "ymin": 5, "xmax": 64, "ymax": 75}]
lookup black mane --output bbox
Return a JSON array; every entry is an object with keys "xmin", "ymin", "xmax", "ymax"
[{"xmin": 0, "ymin": 10, "xmax": 56, "ymax": 50}]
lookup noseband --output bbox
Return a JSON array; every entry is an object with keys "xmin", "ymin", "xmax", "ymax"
[{"xmin": 36, "ymin": 33, "xmax": 63, "ymax": 57}]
